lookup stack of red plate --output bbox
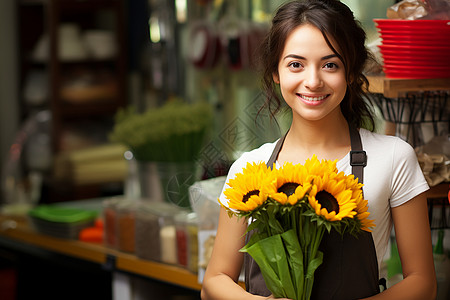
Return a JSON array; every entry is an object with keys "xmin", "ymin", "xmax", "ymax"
[{"xmin": 374, "ymin": 19, "xmax": 450, "ymax": 79}]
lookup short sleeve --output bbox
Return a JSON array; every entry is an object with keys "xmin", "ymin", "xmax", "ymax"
[
  {"xmin": 389, "ymin": 138, "xmax": 429, "ymax": 208},
  {"xmin": 218, "ymin": 141, "xmax": 278, "ymax": 208}
]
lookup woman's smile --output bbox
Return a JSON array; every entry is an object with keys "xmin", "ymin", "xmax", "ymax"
[{"xmin": 297, "ymin": 93, "xmax": 330, "ymax": 105}]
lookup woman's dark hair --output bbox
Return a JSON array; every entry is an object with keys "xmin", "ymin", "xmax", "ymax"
[{"xmin": 259, "ymin": 0, "xmax": 375, "ymax": 130}]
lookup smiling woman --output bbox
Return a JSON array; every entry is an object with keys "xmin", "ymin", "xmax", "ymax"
[{"xmin": 201, "ymin": 1, "xmax": 437, "ymax": 300}]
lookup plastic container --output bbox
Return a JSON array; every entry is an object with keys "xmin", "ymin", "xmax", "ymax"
[
  {"xmin": 116, "ymin": 200, "xmax": 137, "ymax": 253},
  {"xmin": 135, "ymin": 202, "xmax": 182, "ymax": 264},
  {"xmin": 28, "ymin": 204, "xmax": 98, "ymax": 239},
  {"xmin": 188, "ymin": 176, "xmax": 226, "ymax": 279},
  {"xmin": 186, "ymin": 212, "xmax": 199, "ymax": 273}
]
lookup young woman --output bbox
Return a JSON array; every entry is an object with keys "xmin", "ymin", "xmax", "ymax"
[{"xmin": 201, "ymin": 1, "xmax": 437, "ymax": 299}]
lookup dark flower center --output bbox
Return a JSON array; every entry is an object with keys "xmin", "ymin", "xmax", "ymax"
[
  {"xmin": 278, "ymin": 182, "xmax": 300, "ymax": 197},
  {"xmin": 316, "ymin": 191, "xmax": 340, "ymax": 213},
  {"xmin": 243, "ymin": 190, "xmax": 259, "ymax": 203}
]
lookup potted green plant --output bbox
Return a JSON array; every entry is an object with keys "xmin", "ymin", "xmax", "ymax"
[{"xmin": 109, "ymin": 99, "xmax": 213, "ymax": 208}]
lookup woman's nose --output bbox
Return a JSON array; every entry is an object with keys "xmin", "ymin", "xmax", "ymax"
[{"xmin": 304, "ymin": 69, "xmax": 323, "ymax": 90}]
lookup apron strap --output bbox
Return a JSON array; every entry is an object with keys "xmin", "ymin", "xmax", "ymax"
[
  {"xmin": 349, "ymin": 126, "xmax": 367, "ymax": 184},
  {"xmin": 267, "ymin": 133, "xmax": 287, "ymax": 170}
]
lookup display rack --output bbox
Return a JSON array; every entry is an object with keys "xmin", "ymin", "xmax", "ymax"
[
  {"xmin": 367, "ymin": 76, "xmax": 450, "ymax": 98},
  {"xmin": 367, "ymin": 76, "xmax": 450, "ymax": 233},
  {"xmin": 16, "ymin": 0, "xmax": 128, "ymax": 202},
  {"xmin": 367, "ymin": 76, "xmax": 450, "ymax": 147}
]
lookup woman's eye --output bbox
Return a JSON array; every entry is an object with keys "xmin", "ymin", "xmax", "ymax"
[
  {"xmin": 324, "ymin": 62, "xmax": 338, "ymax": 69},
  {"xmin": 288, "ymin": 62, "xmax": 302, "ymax": 69}
]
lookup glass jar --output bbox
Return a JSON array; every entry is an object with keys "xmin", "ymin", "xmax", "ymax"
[
  {"xmin": 135, "ymin": 202, "xmax": 182, "ymax": 264},
  {"xmin": 135, "ymin": 202, "xmax": 161, "ymax": 261},
  {"xmin": 116, "ymin": 200, "xmax": 137, "ymax": 253},
  {"xmin": 174, "ymin": 211, "xmax": 198, "ymax": 272},
  {"xmin": 102, "ymin": 197, "xmax": 121, "ymax": 249},
  {"xmin": 174, "ymin": 211, "xmax": 190, "ymax": 268}
]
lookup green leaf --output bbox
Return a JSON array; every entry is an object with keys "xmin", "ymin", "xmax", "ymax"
[
  {"xmin": 306, "ymin": 251, "xmax": 323, "ymax": 279},
  {"xmin": 243, "ymin": 234, "xmax": 296, "ymax": 299},
  {"xmin": 281, "ymin": 230, "xmax": 305, "ymax": 299},
  {"xmin": 246, "ymin": 219, "xmax": 261, "ymax": 234}
]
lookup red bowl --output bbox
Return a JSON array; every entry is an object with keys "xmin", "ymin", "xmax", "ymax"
[
  {"xmin": 378, "ymin": 44, "xmax": 450, "ymax": 51},
  {"xmin": 383, "ymin": 64, "xmax": 450, "ymax": 71},
  {"xmin": 378, "ymin": 31, "xmax": 447, "ymax": 41},
  {"xmin": 383, "ymin": 62, "xmax": 450, "ymax": 79},
  {"xmin": 383, "ymin": 69, "xmax": 450, "ymax": 79},
  {"xmin": 382, "ymin": 55, "xmax": 450, "ymax": 67},
  {"xmin": 374, "ymin": 19, "xmax": 450, "ymax": 29},
  {"xmin": 379, "ymin": 32, "xmax": 449, "ymax": 39},
  {"xmin": 378, "ymin": 45, "xmax": 450, "ymax": 59},
  {"xmin": 379, "ymin": 48, "xmax": 449, "ymax": 56},
  {"xmin": 380, "ymin": 35, "xmax": 450, "ymax": 46},
  {"xmin": 382, "ymin": 59, "xmax": 450, "ymax": 67},
  {"xmin": 375, "ymin": 19, "xmax": 450, "ymax": 38}
]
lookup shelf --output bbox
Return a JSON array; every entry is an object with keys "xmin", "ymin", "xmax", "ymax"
[
  {"xmin": 0, "ymin": 215, "xmax": 203, "ymax": 291},
  {"xmin": 19, "ymin": 0, "xmax": 47, "ymax": 5},
  {"xmin": 425, "ymin": 182, "xmax": 450, "ymax": 200},
  {"xmin": 367, "ymin": 75, "xmax": 450, "ymax": 98},
  {"xmin": 20, "ymin": 0, "xmax": 119, "ymax": 9},
  {"xmin": 58, "ymin": 102, "xmax": 120, "ymax": 117}
]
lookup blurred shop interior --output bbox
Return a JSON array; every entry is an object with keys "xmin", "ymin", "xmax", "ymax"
[{"xmin": 0, "ymin": 0, "xmax": 449, "ymax": 299}]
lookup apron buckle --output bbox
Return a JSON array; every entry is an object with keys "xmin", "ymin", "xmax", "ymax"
[{"xmin": 350, "ymin": 150, "xmax": 367, "ymax": 167}]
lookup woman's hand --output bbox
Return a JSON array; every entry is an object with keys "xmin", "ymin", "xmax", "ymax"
[{"xmin": 264, "ymin": 295, "xmax": 292, "ymax": 300}]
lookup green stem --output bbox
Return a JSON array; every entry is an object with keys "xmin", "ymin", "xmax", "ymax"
[
  {"xmin": 304, "ymin": 224, "xmax": 325, "ymax": 300},
  {"xmin": 310, "ymin": 224, "xmax": 325, "ymax": 261},
  {"xmin": 291, "ymin": 209, "xmax": 297, "ymax": 237}
]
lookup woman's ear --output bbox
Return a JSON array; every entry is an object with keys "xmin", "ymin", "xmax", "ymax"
[{"xmin": 273, "ymin": 73, "xmax": 280, "ymax": 84}]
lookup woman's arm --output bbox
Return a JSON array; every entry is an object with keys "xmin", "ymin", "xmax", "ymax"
[
  {"xmin": 201, "ymin": 207, "xmax": 265, "ymax": 299},
  {"xmin": 364, "ymin": 193, "xmax": 437, "ymax": 300}
]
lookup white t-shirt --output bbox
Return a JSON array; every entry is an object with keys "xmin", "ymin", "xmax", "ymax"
[{"xmin": 219, "ymin": 128, "xmax": 429, "ymax": 270}]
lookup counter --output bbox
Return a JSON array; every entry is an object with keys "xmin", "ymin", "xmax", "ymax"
[{"xmin": 0, "ymin": 215, "xmax": 202, "ymax": 291}]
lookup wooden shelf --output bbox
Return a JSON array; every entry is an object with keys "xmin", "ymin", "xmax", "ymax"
[
  {"xmin": 0, "ymin": 216, "xmax": 203, "ymax": 291},
  {"xmin": 425, "ymin": 182, "xmax": 450, "ymax": 200},
  {"xmin": 367, "ymin": 75, "xmax": 450, "ymax": 98},
  {"xmin": 56, "ymin": 0, "xmax": 120, "ymax": 12},
  {"xmin": 19, "ymin": 0, "xmax": 47, "ymax": 5}
]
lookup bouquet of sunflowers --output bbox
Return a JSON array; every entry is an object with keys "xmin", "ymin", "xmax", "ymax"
[{"xmin": 220, "ymin": 155, "xmax": 375, "ymax": 300}]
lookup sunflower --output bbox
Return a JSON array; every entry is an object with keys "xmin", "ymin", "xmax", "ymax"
[
  {"xmin": 303, "ymin": 155, "xmax": 339, "ymax": 178},
  {"xmin": 221, "ymin": 162, "xmax": 270, "ymax": 212},
  {"xmin": 261, "ymin": 162, "xmax": 312, "ymax": 205},
  {"xmin": 353, "ymin": 194, "xmax": 376, "ymax": 232},
  {"xmin": 333, "ymin": 172, "xmax": 374, "ymax": 231},
  {"xmin": 308, "ymin": 170, "xmax": 358, "ymax": 221}
]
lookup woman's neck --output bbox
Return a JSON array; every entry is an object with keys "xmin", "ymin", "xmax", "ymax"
[{"xmin": 278, "ymin": 114, "xmax": 351, "ymax": 165}]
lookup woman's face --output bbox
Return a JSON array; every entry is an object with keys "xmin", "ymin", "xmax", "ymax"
[{"xmin": 274, "ymin": 24, "xmax": 347, "ymax": 124}]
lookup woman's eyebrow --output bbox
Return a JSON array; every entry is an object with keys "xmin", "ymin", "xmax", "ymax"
[
  {"xmin": 283, "ymin": 54, "xmax": 306, "ymax": 61},
  {"xmin": 283, "ymin": 53, "xmax": 338, "ymax": 61},
  {"xmin": 322, "ymin": 54, "xmax": 338, "ymax": 60}
]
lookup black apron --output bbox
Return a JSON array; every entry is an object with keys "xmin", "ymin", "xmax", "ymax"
[{"xmin": 244, "ymin": 126, "xmax": 380, "ymax": 299}]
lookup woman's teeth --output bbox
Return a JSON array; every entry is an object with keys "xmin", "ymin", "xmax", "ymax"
[{"xmin": 300, "ymin": 95, "xmax": 327, "ymax": 101}]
